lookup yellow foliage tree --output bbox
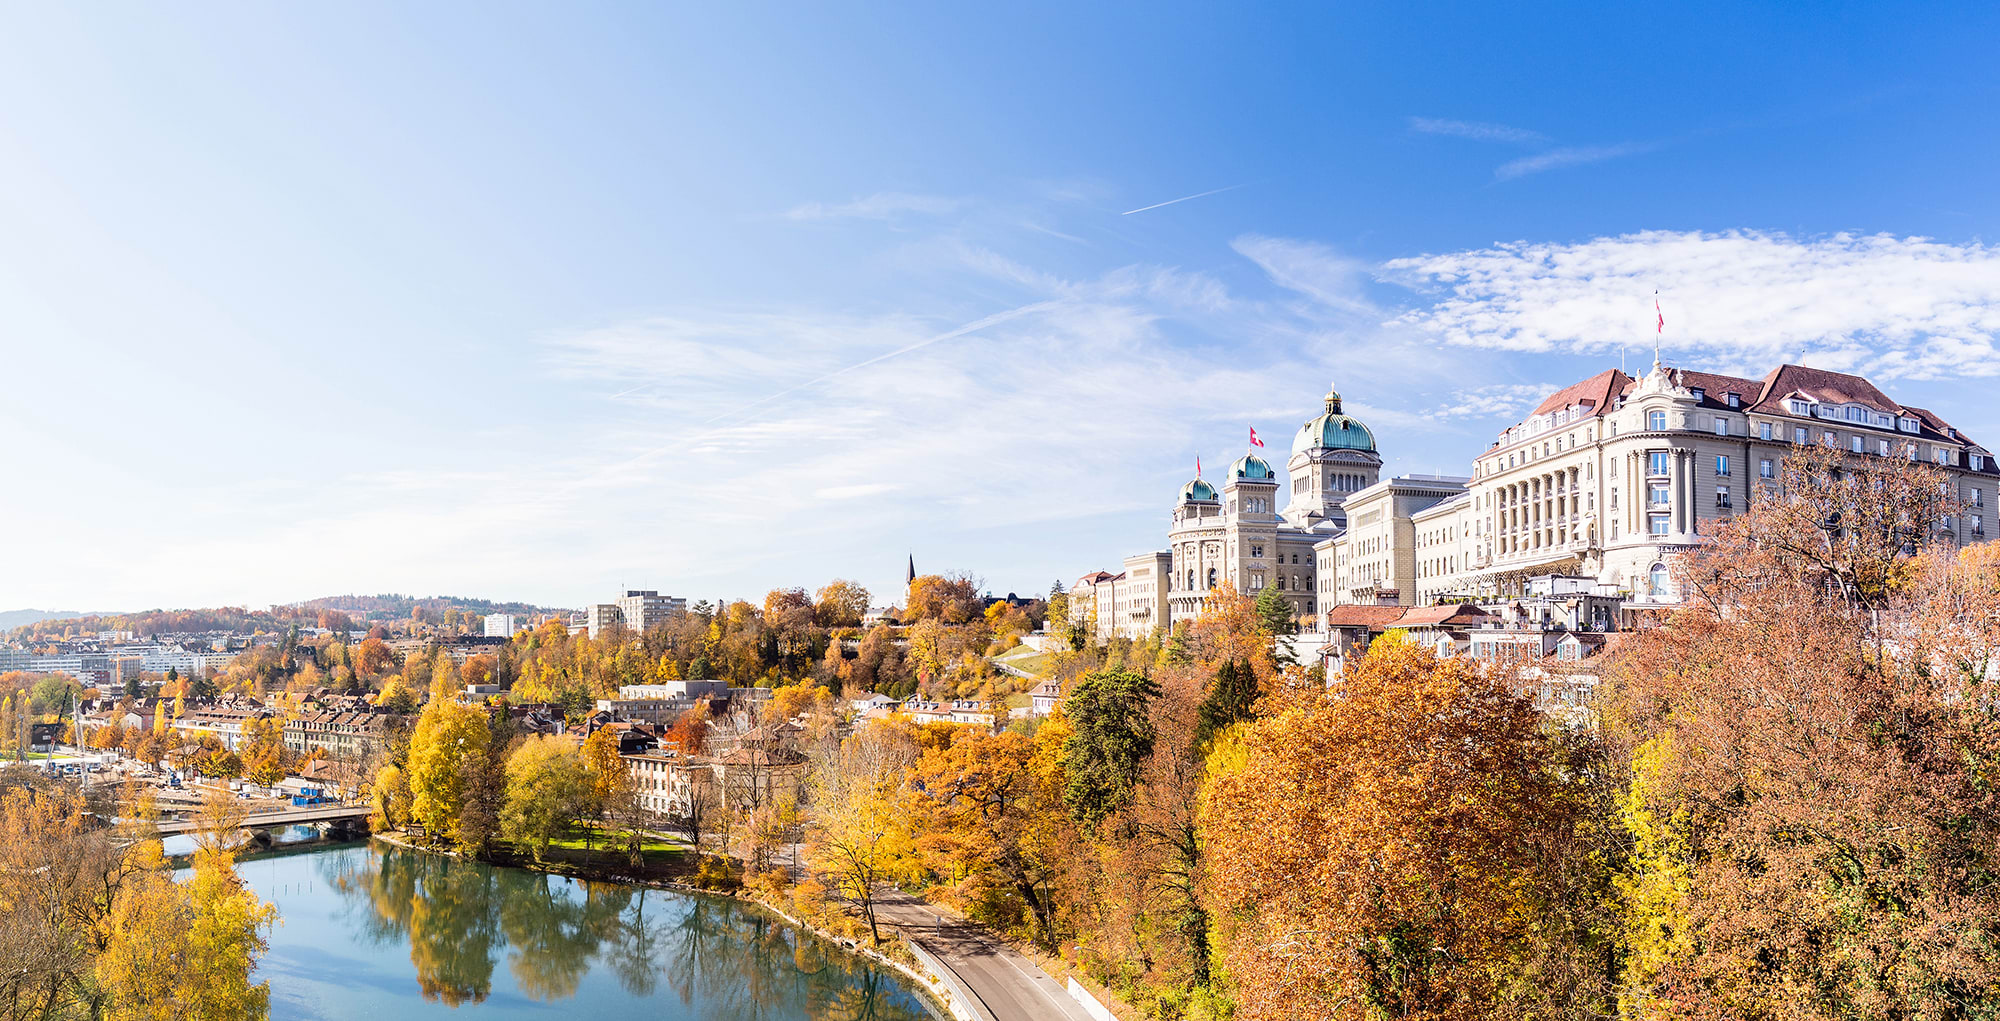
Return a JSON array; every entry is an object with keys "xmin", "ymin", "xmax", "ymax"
[{"xmin": 406, "ymin": 699, "xmax": 492, "ymax": 842}]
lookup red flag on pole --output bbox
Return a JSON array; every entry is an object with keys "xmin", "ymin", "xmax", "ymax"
[
  {"xmin": 1656, "ymin": 292, "xmax": 1665, "ymax": 334},
  {"xmin": 1195, "ymin": 455, "xmax": 1202, "ymax": 477},
  {"xmin": 1249, "ymin": 427, "xmax": 1264, "ymax": 449}
]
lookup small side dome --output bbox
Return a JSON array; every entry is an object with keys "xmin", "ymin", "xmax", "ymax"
[
  {"xmin": 1230, "ymin": 454, "xmax": 1275, "ymax": 480},
  {"xmin": 1179, "ymin": 478, "xmax": 1219, "ymax": 503}
]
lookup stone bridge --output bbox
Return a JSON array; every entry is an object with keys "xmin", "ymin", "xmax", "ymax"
[{"xmin": 153, "ymin": 803, "xmax": 373, "ymax": 837}]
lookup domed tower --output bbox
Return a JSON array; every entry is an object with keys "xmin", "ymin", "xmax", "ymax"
[
  {"xmin": 1284, "ymin": 383, "xmax": 1381, "ymax": 527},
  {"xmin": 1167, "ymin": 473, "xmax": 1224, "ymax": 623},
  {"xmin": 1224, "ymin": 453, "xmax": 1279, "ymax": 520}
]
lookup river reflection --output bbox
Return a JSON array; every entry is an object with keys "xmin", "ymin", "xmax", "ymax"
[{"xmin": 238, "ymin": 842, "xmax": 935, "ymax": 1021}]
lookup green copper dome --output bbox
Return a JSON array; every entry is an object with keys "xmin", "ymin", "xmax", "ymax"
[
  {"xmin": 1179, "ymin": 478, "xmax": 1219, "ymax": 503},
  {"xmin": 1292, "ymin": 384, "xmax": 1376, "ymax": 456},
  {"xmin": 1230, "ymin": 454, "xmax": 1275, "ymax": 480}
]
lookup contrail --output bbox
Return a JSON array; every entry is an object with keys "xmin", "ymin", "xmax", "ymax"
[
  {"xmin": 699, "ymin": 299, "xmax": 1064, "ymax": 425},
  {"xmin": 570, "ymin": 298, "xmax": 1065, "ymax": 490},
  {"xmin": 1122, "ymin": 184, "xmax": 1242, "ymax": 215}
]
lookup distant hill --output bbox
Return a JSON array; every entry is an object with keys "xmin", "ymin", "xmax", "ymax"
[
  {"xmin": 4, "ymin": 593, "xmax": 566, "ymax": 643},
  {"xmin": 287, "ymin": 594, "xmax": 564, "ymax": 618},
  {"xmin": 0, "ymin": 609, "xmax": 96, "ymax": 630}
]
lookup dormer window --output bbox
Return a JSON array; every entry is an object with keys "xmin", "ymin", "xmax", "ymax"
[
  {"xmin": 1788, "ymin": 399, "xmax": 1811, "ymax": 415},
  {"xmin": 1900, "ymin": 417, "xmax": 1921, "ymax": 433},
  {"xmin": 1690, "ymin": 387, "xmax": 1704, "ymax": 401},
  {"xmin": 1726, "ymin": 392, "xmax": 1740, "ymax": 408}
]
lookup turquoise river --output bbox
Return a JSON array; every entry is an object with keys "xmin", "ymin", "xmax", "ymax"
[{"xmin": 235, "ymin": 840, "xmax": 939, "ymax": 1020}]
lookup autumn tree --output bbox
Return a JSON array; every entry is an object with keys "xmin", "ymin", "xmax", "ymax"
[
  {"xmin": 500, "ymin": 735, "xmax": 589, "ymax": 861},
  {"xmin": 1184, "ymin": 582, "xmax": 1275, "ymax": 679},
  {"xmin": 813, "ymin": 579, "xmax": 872, "ymax": 629},
  {"xmin": 904, "ymin": 572, "xmax": 984, "ymax": 624},
  {"xmin": 1203, "ymin": 636, "xmax": 1593, "ymax": 1021},
  {"xmin": 460, "ymin": 653, "xmax": 497, "ymax": 689},
  {"xmin": 1602, "ymin": 444, "xmax": 2000, "ymax": 1021},
  {"xmin": 371, "ymin": 763, "xmax": 414, "ymax": 831},
  {"xmin": 405, "ymin": 699, "xmax": 492, "ymax": 843},
  {"xmin": 910, "ymin": 727, "xmax": 1071, "ymax": 947},
  {"xmin": 99, "ymin": 845, "xmax": 277, "ymax": 1021},
  {"xmin": 664, "ymin": 700, "xmax": 710, "ymax": 757},
  {"xmin": 1121, "ymin": 670, "xmax": 1217, "ymax": 988},
  {"xmin": 354, "ymin": 636, "xmax": 393, "ymax": 678},
  {"xmin": 806, "ymin": 721, "xmax": 922, "ymax": 943}
]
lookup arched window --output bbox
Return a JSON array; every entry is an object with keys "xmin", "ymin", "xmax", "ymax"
[
  {"xmin": 1187, "ymin": 570, "xmax": 1195, "ymax": 590},
  {"xmin": 1648, "ymin": 563, "xmax": 1671, "ymax": 601},
  {"xmin": 1206, "ymin": 568, "xmax": 1217, "ymax": 589}
]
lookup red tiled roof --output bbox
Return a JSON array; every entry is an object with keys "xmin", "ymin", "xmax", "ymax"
[
  {"xmin": 1665, "ymin": 368, "xmax": 1765, "ymax": 411},
  {"xmin": 1530, "ymin": 368, "xmax": 1631, "ymax": 418},
  {"xmin": 1746, "ymin": 364, "xmax": 1896, "ymax": 415},
  {"xmin": 1390, "ymin": 604, "xmax": 1493, "ymax": 628},
  {"xmin": 1322, "ymin": 605, "xmax": 1408, "ymax": 629},
  {"xmin": 1903, "ymin": 405, "xmax": 1990, "ymax": 457}
]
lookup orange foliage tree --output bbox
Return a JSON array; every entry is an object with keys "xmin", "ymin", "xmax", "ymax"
[
  {"xmin": 1604, "ymin": 443, "xmax": 2000, "ymax": 1020},
  {"xmin": 1203, "ymin": 634, "xmax": 1591, "ymax": 1021}
]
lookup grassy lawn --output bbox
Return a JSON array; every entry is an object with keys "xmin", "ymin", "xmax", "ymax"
[
  {"xmin": 526, "ymin": 826, "xmax": 694, "ymax": 871},
  {"xmin": 544, "ymin": 830, "xmax": 687, "ymax": 855},
  {"xmin": 992, "ymin": 645, "xmax": 1053, "ymax": 677}
]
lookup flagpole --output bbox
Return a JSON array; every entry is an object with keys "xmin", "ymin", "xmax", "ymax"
[{"xmin": 1654, "ymin": 288, "xmax": 1664, "ymax": 371}]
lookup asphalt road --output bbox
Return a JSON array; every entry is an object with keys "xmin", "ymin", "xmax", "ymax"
[{"xmin": 872, "ymin": 889, "xmax": 1095, "ymax": 1021}]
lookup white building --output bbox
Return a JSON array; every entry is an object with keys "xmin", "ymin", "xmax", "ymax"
[
  {"xmin": 615, "ymin": 590, "xmax": 685, "ymax": 634},
  {"xmin": 1412, "ymin": 359, "xmax": 1997, "ymax": 604},
  {"xmin": 482, "ymin": 613, "xmax": 519, "ymax": 638}
]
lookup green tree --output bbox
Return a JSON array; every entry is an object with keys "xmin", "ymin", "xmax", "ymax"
[
  {"xmin": 1252, "ymin": 584, "xmax": 1296, "ymax": 636},
  {"xmin": 1194, "ymin": 657, "xmax": 1258, "ymax": 747},
  {"xmin": 1058, "ymin": 668, "xmax": 1158, "ymax": 830}
]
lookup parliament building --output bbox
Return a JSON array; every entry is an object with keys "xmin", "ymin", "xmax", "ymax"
[{"xmin": 1070, "ymin": 357, "xmax": 1997, "ymax": 641}]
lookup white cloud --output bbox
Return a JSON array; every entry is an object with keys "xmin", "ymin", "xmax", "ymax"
[
  {"xmin": 783, "ymin": 192, "xmax": 962, "ymax": 221},
  {"xmin": 814, "ymin": 483, "xmax": 901, "ymax": 501},
  {"xmin": 1407, "ymin": 116, "xmax": 1549, "ymax": 146},
  {"xmin": 533, "ymin": 264, "xmax": 1344, "ymax": 593},
  {"xmin": 1231, "ymin": 235, "xmax": 1381, "ymax": 317},
  {"xmin": 1383, "ymin": 230, "xmax": 2000, "ymax": 379},
  {"xmin": 1494, "ymin": 142, "xmax": 1653, "ymax": 179},
  {"xmin": 1428, "ymin": 384, "xmax": 1554, "ymax": 419}
]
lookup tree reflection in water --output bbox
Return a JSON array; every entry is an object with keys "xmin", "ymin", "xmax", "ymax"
[{"xmin": 325, "ymin": 844, "xmax": 932, "ymax": 1019}]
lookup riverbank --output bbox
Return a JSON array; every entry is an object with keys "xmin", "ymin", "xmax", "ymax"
[{"xmin": 370, "ymin": 831, "xmax": 965, "ymax": 1019}]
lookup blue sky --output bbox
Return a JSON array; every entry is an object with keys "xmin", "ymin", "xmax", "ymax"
[{"xmin": 5, "ymin": 2, "xmax": 2000, "ymax": 611}]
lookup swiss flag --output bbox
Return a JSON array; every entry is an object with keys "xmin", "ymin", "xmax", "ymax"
[{"xmin": 1249, "ymin": 427, "xmax": 1265, "ymax": 449}]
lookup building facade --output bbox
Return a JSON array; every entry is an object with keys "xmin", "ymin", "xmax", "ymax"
[
  {"xmin": 1165, "ymin": 385, "xmax": 1379, "ymax": 628},
  {"xmin": 614, "ymin": 590, "xmax": 684, "ymax": 633},
  {"xmin": 1321, "ymin": 474, "xmax": 1469, "ymax": 606},
  {"xmin": 1411, "ymin": 360, "xmax": 1997, "ymax": 603}
]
